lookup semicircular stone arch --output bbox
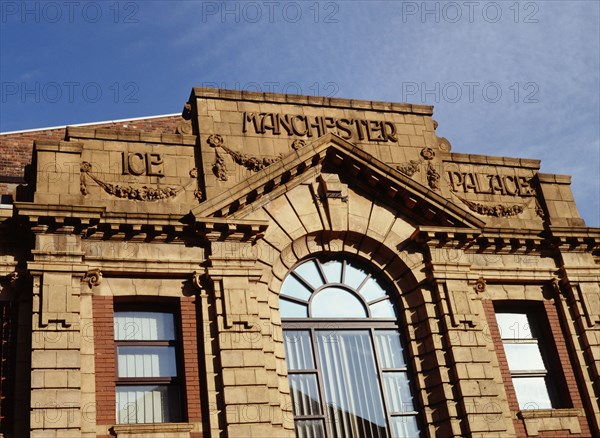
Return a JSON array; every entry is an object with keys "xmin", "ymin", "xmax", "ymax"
[{"xmin": 255, "ymin": 230, "xmax": 438, "ymax": 434}]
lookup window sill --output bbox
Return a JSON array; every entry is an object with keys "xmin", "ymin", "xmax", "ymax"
[
  {"xmin": 517, "ymin": 408, "xmax": 583, "ymax": 436},
  {"xmin": 110, "ymin": 422, "xmax": 194, "ymax": 437}
]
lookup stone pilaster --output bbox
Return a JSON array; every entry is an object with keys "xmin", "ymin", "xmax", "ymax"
[
  {"xmin": 27, "ymin": 223, "xmax": 93, "ymax": 438},
  {"xmin": 203, "ymin": 240, "xmax": 290, "ymax": 438},
  {"xmin": 425, "ymin": 247, "xmax": 515, "ymax": 437},
  {"xmin": 555, "ymin": 252, "xmax": 600, "ymax": 434}
]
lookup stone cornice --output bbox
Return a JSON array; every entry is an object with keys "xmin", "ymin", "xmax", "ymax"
[
  {"xmin": 13, "ymin": 202, "xmax": 268, "ymax": 243},
  {"xmin": 191, "ymin": 86, "xmax": 434, "ymax": 115},
  {"xmin": 446, "ymin": 152, "xmax": 540, "ymax": 169},
  {"xmin": 412, "ymin": 224, "xmax": 600, "ymax": 255},
  {"xmin": 66, "ymin": 126, "xmax": 197, "ymax": 145}
]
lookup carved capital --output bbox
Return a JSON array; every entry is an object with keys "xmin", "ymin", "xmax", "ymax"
[
  {"xmin": 473, "ymin": 277, "xmax": 486, "ymax": 294},
  {"xmin": 83, "ymin": 269, "xmax": 102, "ymax": 288}
]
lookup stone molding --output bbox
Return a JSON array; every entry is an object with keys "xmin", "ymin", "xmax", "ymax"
[
  {"xmin": 110, "ymin": 422, "xmax": 194, "ymax": 437},
  {"xmin": 192, "ymin": 133, "xmax": 486, "ymax": 230},
  {"xmin": 192, "ymin": 86, "xmax": 434, "ymax": 115}
]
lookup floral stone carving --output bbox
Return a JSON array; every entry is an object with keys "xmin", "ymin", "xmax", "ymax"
[
  {"xmin": 209, "ymin": 134, "xmax": 282, "ymax": 181},
  {"xmin": 80, "ymin": 161, "xmax": 201, "ymax": 201}
]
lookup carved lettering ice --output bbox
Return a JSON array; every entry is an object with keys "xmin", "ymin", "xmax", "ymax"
[{"xmin": 122, "ymin": 152, "xmax": 164, "ymax": 177}]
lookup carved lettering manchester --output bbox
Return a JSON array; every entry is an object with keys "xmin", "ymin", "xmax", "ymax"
[{"xmin": 242, "ymin": 112, "xmax": 398, "ymax": 143}]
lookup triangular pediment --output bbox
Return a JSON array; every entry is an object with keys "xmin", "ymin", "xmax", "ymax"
[{"xmin": 190, "ymin": 133, "xmax": 485, "ymax": 229}]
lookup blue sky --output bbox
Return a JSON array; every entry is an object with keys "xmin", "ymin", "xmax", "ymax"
[{"xmin": 1, "ymin": 1, "xmax": 598, "ymax": 226}]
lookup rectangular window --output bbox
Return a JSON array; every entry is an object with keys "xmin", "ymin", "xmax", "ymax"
[
  {"xmin": 114, "ymin": 310, "xmax": 183, "ymax": 424},
  {"xmin": 495, "ymin": 309, "xmax": 557, "ymax": 410}
]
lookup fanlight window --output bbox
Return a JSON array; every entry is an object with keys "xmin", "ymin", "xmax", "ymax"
[
  {"xmin": 280, "ymin": 258, "xmax": 420, "ymax": 438},
  {"xmin": 280, "ymin": 258, "xmax": 396, "ymax": 319}
]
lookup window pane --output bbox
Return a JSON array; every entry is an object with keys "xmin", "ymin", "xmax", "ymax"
[
  {"xmin": 358, "ymin": 277, "xmax": 387, "ymax": 301},
  {"xmin": 295, "ymin": 419, "xmax": 326, "ymax": 438},
  {"xmin": 504, "ymin": 344, "xmax": 546, "ymax": 371},
  {"xmin": 289, "ymin": 374, "xmax": 322, "ymax": 416},
  {"xmin": 117, "ymin": 346, "xmax": 177, "ymax": 378},
  {"xmin": 344, "ymin": 263, "xmax": 368, "ymax": 290},
  {"xmin": 390, "ymin": 416, "xmax": 420, "ymax": 438},
  {"xmin": 513, "ymin": 377, "xmax": 553, "ymax": 409},
  {"xmin": 280, "ymin": 299, "xmax": 308, "ymax": 318},
  {"xmin": 375, "ymin": 331, "xmax": 406, "ymax": 369},
  {"xmin": 280, "ymin": 275, "xmax": 312, "ymax": 301},
  {"xmin": 496, "ymin": 313, "xmax": 532, "ymax": 339},
  {"xmin": 316, "ymin": 330, "xmax": 387, "ymax": 437},
  {"xmin": 321, "ymin": 260, "xmax": 342, "ymax": 284},
  {"xmin": 294, "ymin": 260, "xmax": 324, "ymax": 289},
  {"xmin": 284, "ymin": 331, "xmax": 315, "ymax": 370},
  {"xmin": 114, "ymin": 312, "xmax": 175, "ymax": 341},
  {"xmin": 383, "ymin": 372, "xmax": 414, "ymax": 412},
  {"xmin": 116, "ymin": 385, "xmax": 181, "ymax": 424},
  {"xmin": 311, "ymin": 287, "xmax": 367, "ymax": 318},
  {"xmin": 370, "ymin": 299, "xmax": 396, "ymax": 318}
]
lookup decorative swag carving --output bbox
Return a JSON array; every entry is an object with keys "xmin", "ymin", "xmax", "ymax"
[{"xmin": 80, "ymin": 161, "xmax": 202, "ymax": 201}]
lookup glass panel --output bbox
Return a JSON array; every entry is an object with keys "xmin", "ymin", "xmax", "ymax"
[
  {"xmin": 315, "ymin": 330, "xmax": 387, "ymax": 437},
  {"xmin": 117, "ymin": 346, "xmax": 177, "ymax": 378},
  {"xmin": 383, "ymin": 372, "xmax": 414, "ymax": 412},
  {"xmin": 294, "ymin": 260, "xmax": 324, "ymax": 289},
  {"xmin": 370, "ymin": 299, "xmax": 396, "ymax": 318},
  {"xmin": 280, "ymin": 298, "xmax": 308, "ymax": 318},
  {"xmin": 289, "ymin": 374, "xmax": 322, "ymax": 416},
  {"xmin": 284, "ymin": 330, "xmax": 315, "ymax": 370},
  {"xmin": 321, "ymin": 260, "xmax": 342, "ymax": 284},
  {"xmin": 280, "ymin": 275, "xmax": 313, "ymax": 301},
  {"xmin": 504, "ymin": 344, "xmax": 546, "ymax": 371},
  {"xmin": 344, "ymin": 263, "xmax": 368, "ymax": 290},
  {"xmin": 390, "ymin": 416, "xmax": 420, "ymax": 438},
  {"xmin": 311, "ymin": 287, "xmax": 367, "ymax": 318},
  {"xmin": 116, "ymin": 385, "xmax": 181, "ymax": 424},
  {"xmin": 513, "ymin": 377, "xmax": 553, "ymax": 409},
  {"xmin": 295, "ymin": 419, "xmax": 326, "ymax": 438},
  {"xmin": 358, "ymin": 277, "xmax": 387, "ymax": 301},
  {"xmin": 496, "ymin": 313, "xmax": 532, "ymax": 339},
  {"xmin": 114, "ymin": 311, "xmax": 175, "ymax": 341},
  {"xmin": 375, "ymin": 330, "xmax": 406, "ymax": 369}
]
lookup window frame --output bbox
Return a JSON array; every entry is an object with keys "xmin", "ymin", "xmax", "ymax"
[
  {"xmin": 281, "ymin": 256, "xmax": 422, "ymax": 437},
  {"xmin": 113, "ymin": 301, "xmax": 186, "ymax": 424},
  {"xmin": 493, "ymin": 301, "xmax": 570, "ymax": 410}
]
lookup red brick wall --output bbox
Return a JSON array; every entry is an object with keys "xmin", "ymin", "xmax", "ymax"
[
  {"xmin": 180, "ymin": 296, "xmax": 203, "ymax": 423},
  {"xmin": 92, "ymin": 296, "xmax": 117, "ymax": 426},
  {"xmin": 483, "ymin": 299, "xmax": 590, "ymax": 437},
  {"xmin": 0, "ymin": 115, "xmax": 183, "ymax": 194}
]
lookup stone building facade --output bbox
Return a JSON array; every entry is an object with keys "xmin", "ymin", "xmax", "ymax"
[{"xmin": 0, "ymin": 87, "xmax": 598, "ymax": 437}]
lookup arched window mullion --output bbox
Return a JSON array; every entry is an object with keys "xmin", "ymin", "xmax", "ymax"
[
  {"xmin": 355, "ymin": 273, "xmax": 372, "ymax": 294},
  {"xmin": 280, "ymin": 295, "xmax": 308, "ymax": 306},
  {"xmin": 290, "ymin": 271, "xmax": 317, "ymax": 294},
  {"xmin": 367, "ymin": 296, "xmax": 391, "ymax": 306}
]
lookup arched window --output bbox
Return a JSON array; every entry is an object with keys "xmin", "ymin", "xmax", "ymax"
[{"xmin": 280, "ymin": 257, "xmax": 420, "ymax": 438}]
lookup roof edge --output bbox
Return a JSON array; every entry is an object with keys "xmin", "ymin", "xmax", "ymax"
[
  {"xmin": 0, "ymin": 113, "xmax": 181, "ymax": 136},
  {"xmin": 191, "ymin": 87, "xmax": 434, "ymax": 116}
]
